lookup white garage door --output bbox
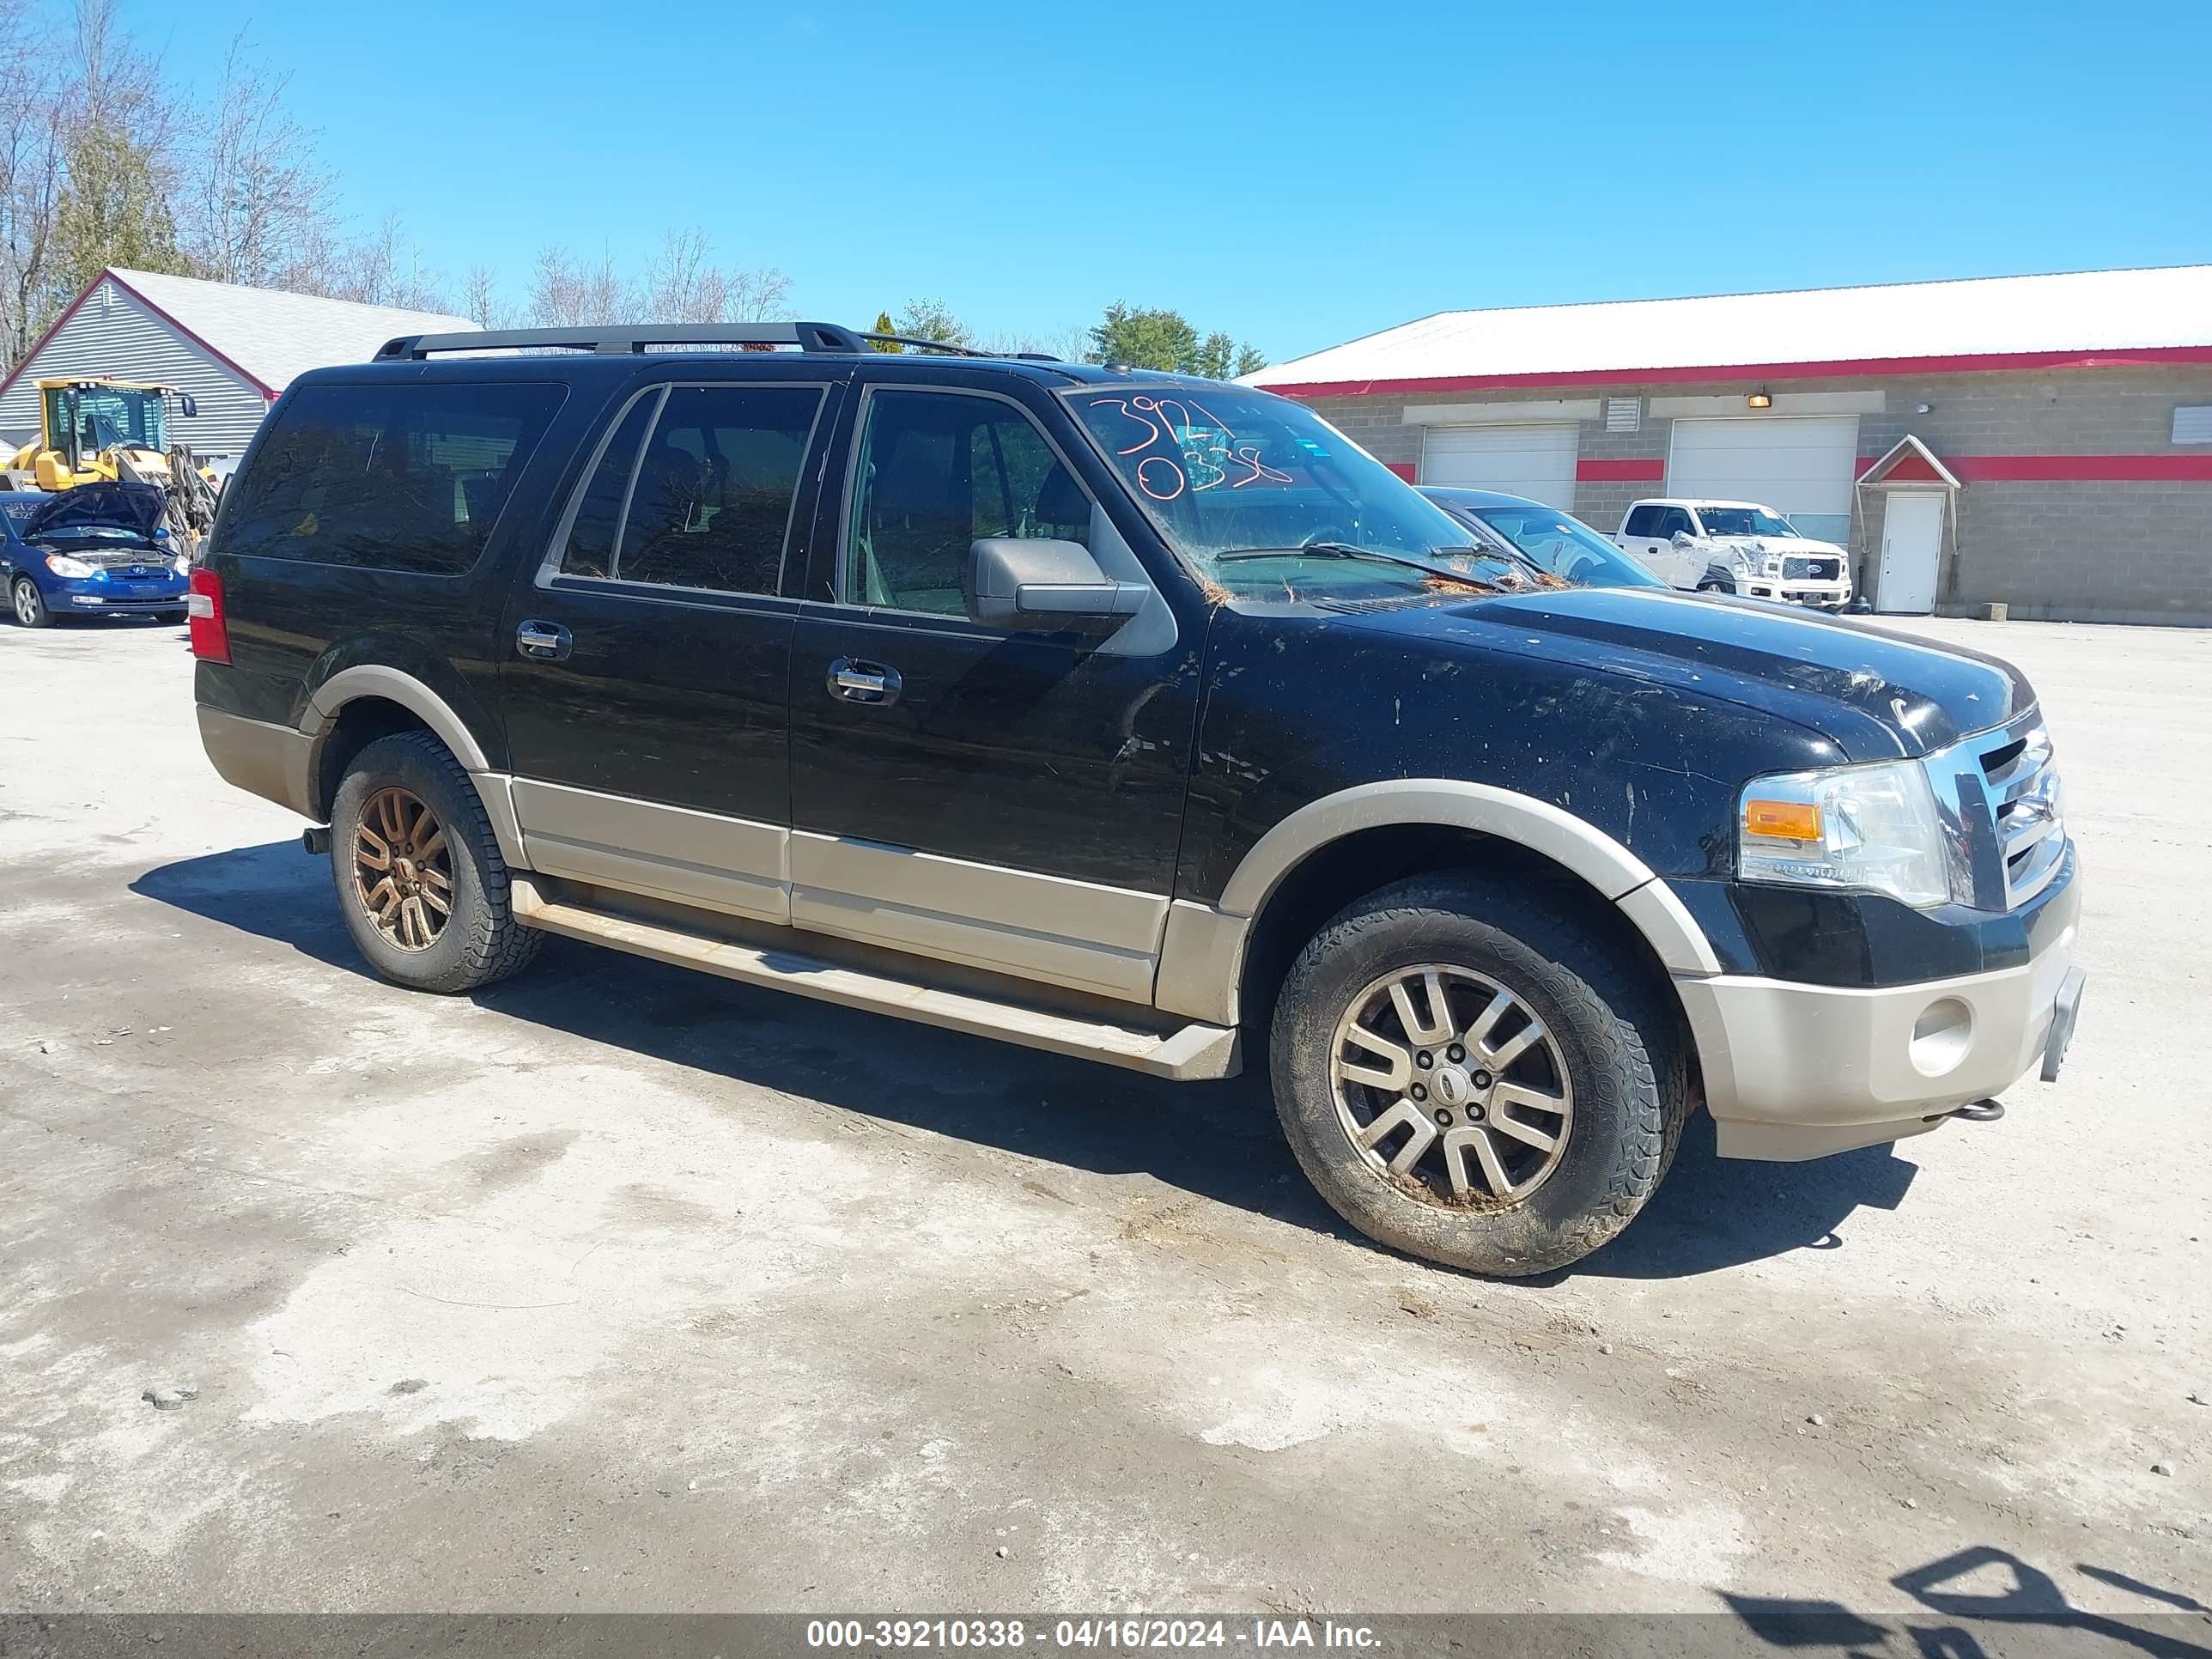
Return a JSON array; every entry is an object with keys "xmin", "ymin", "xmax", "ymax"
[
  {"xmin": 1668, "ymin": 416, "xmax": 1859, "ymax": 543},
  {"xmin": 1419, "ymin": 424, "xmax": 1578, "ymax": 508}
]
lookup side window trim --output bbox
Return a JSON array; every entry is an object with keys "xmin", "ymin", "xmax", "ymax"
[
  {"xmin": 830, "ymin": 380, "xmax": 1109, "ymax": 620},
  {"xmin": 536, "ymin": 379, "xmax": 832, "ymax": 600},
  {"xmin": 536, "ymin": 383, "xmax": 665, "ymax": 587},
  {"xmin": 605, "ymin": 388, "xmax": 668, "ymax": 580}
]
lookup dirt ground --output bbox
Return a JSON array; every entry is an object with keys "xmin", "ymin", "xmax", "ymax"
[{"xmin": 1, "ymin": 615, "xmax": 2204, "ymax": 1644}]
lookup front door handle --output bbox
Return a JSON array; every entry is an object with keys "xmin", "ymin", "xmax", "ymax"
[
  {"xmin": 827, "ymin": 657, "xmax": 901, "ymax": 706},
  {"xmin": 516, "ymin": 619, "xmax": 572, "ymax": 661}
]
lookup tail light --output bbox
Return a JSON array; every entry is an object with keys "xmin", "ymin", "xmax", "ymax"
[{"xmin": 187, "ymin": 567, "xmax": 229, "ymax": 663}]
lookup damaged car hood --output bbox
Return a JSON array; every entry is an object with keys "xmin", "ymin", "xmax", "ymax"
[
  {"xmin": 1331, "ymin": 584, "xmax": 2029, "ymax": 760},
  {"xmin": 21, "ymin": 480, "xmax": 167, "ymax": 544}
]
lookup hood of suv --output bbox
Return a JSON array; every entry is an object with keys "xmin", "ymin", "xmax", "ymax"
[{"xmin": 1331, "ymin": 584, "xmax": 2027, "ymax": 758}]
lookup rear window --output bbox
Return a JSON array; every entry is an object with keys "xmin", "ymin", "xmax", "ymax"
[{"xmin": 218, "ymin": 382, "xmax": 567, "ymax": 574}]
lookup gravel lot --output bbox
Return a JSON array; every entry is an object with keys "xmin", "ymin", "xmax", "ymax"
[{"xmin": 1, "ymin": 615, "xmax": 2204, "ymax": 1639}]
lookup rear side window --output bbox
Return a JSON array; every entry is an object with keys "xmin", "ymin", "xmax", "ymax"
[
  {"xmin": 220, "ymin": 382, "xmax": 566, "ymax": 574},
  {"xmin": 557, "ymin": 383, "xmax": 825, "ymax": 596}
]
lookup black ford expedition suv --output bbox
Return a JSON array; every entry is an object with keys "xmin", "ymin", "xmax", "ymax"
[{"xmin": 191, "ymin": 321, "xmax": 2084, "ymax": 1275}]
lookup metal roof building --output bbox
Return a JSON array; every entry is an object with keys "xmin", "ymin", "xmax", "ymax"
[
  {"xmin": 0, "ymin": 268, "xmax": 477, "ymax": 459},
  {"xmin": 1246, "ymin": 266, "xmax": 2212, "ymax": 625}
]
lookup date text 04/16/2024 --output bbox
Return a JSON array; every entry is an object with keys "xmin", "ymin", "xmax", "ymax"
[{"xmin": 805, "ymin": 1620, "xmax": 1382, "ymax": 1650}]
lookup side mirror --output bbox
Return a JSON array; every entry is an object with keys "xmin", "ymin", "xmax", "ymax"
[
  {"xmin": 965, "ymin": 538, "xmax": 1146, "ymax": 632},
  {"xmin": 1670, "ymin": 530, "xmax": 1694, "ymax": 550},
  {"xmin": 178, "ymin": 392, "xmax": 198, "ymax": 418}
]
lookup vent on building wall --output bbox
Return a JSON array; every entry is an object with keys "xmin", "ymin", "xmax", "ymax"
[
  {"xmin": 1605, "ymin": 398, "xmax": 1641, "ymax": 433},
  {"xmin": 2174, "ymin": 405, "xmax": 2212, "ymax": 445}
]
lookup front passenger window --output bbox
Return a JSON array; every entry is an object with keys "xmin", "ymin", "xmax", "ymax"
[{"xmin": 842, "ymin": 390, "xmax": 1091, "ymax": 614}]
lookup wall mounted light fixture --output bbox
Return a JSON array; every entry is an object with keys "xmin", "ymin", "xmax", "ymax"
[{"xmin": 1746, "ymin": 390, "xmax": 1772, "ymax": 410}]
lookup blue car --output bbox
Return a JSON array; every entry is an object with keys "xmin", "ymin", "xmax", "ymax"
[
  {"xmin": 3, "ymin": 481, "xmax": 188, "ymax": 628},
  {"xmin": 1419, "ymin": 485, "xmax": 1665, "ymax": 589}
]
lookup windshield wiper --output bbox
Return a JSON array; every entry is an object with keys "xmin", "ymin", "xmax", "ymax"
[{"xmin": 1216, "ymin": 542, "xmax": 1514, "ymax": 589}]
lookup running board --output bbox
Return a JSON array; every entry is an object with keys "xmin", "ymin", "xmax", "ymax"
[{"xmin": 509, "ymin": 878, "xmax": 1239, "ymax": 1081}]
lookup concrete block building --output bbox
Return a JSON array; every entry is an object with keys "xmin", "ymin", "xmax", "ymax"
[
  {"xmin": 0, "ymin": 268, "xmax": 475, "ymax": 460},
  {"xmin": 1244, "ymin": 266, "xmax": 2212, "ymax": 625}
]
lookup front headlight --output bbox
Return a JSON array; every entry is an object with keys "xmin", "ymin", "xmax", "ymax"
[
  {"xmin": 1739, "ymin": 759, "xmax": 1953, "ymax": 908},
  {"xmin": 172, "ymin": 554, "xmax": 191, "ymax": 574},
  {"xmin": 44, "ymin": 552, "xmax": 94, "ymax": 578}
]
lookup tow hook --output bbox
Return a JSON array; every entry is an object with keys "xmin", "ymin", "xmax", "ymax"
[
  {"xmin": 302, "ymin": 825, "xmax": 331, "ymax": 856},
  {"xmin": 1928, "ymin": 1098, "xmax": 2005, "ymax": 1125}
]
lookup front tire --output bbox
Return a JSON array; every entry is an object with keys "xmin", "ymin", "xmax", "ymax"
[
  {"xmin": 1269, "ymin": 876, "xmax": 1686, "ymax": 1276},
  {"xmin": 330, "ymin": 731, "xmax": 543, "ymax": 994},
  {"xmin": 11, "ymin": 577, "xmax": 52, "ymax": 627}
]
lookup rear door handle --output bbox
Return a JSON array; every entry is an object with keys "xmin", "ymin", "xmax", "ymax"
[
  {"xmin": 827, "ymin": 657, "xmax": 900, "ymax": 706},
  {"xmin": 516, "ymin": 619, "xmax": 572, "ymax": 661}
]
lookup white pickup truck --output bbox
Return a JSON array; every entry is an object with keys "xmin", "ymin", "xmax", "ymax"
[{"xmin": 1614, "ymin": 498, "xmax": 1852, "ymax": 609}]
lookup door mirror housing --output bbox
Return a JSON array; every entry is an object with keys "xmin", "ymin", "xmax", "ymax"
[
  {"xmin": 178, "ymin": 392, "xmax": 198, "ymax": 419},
  {"xmin": 965, "ymin": 538, "xmax": 1147, "ymax": 632},
  {"xmin": 1670, "ymin": 529, "xmax": 1695, "ymax": 550}
]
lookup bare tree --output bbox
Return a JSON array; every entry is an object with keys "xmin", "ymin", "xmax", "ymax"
[
  {"xmin": 973, "ymin": 322, "xmax": 1091, "ymax": 362},
  {"xmin": 326, "ymin": 211, "xmax": 449, "ymax": 313},
  {"xmin": 0, "ymin": 0, "xmax": 66, "ymax": 362},
  {"xmin": 642, "ymin": 226, "xmax": 790, "ymax": 322},
  {"xmin": 49, "ymin": 0, "xmax": 189, "ymax": 295},
  {"xmin": 459, "ymin": 264, "xmax": 509, "ymax": 329},
  {"xmin": 527, "ymin": 243, "xmax": 631, "ymax": 326},
  {"xmin": 180, "ymin": 32, "xmax": 337, "ymax": 289}
]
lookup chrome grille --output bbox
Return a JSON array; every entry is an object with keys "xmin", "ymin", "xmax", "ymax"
[
  {"xmin": 1982, "ymin": 725, "xmax": 2065, "ymax": 907},
  {"xmin": 1923, "ymin": 714, "xmax": 2069, "ymax": 910}
]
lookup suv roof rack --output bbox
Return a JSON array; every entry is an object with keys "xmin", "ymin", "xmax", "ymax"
[{"xmin": 373, "ymin": 321, "xmax": 997, "ymax": 362}]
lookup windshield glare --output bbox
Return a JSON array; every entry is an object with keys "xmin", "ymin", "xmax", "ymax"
[
  {"xmin": 1470, "ymin": 505, "xmax": 1662, "ymax": 587},
  {"xmin": 1698, "ymin": 506, "xmax": 1797, "ymax": 538},
  {"xmin": 1068, "ymin": 386, "xmax": 1480, "ymax": 593}
]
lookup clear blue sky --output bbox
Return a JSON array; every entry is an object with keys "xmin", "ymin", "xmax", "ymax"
[{"xmin": 158, "ymin": 0, "xmax": 2210, "ymax": 362}]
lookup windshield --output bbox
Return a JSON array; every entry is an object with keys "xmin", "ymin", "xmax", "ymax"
[
  {"xmin": 1697, "ymin": 505, "xmax": 1797, "ymax": 538},
  {"xmin": 1467, "ymin": 504, "xmax": 1662, "ymax": 587},
  {"xmin": 1068, "ymin": 385, "xmax": 1498, "ymax": 596},
  {"xmin": 46, "ymin": 386, "xmax": 167, "ymax": 453}
]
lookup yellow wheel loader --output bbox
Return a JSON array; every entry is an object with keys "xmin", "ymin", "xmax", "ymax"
[{"xmin": 3, "ymin": 377, "xmax": 220, "ymax": 552}]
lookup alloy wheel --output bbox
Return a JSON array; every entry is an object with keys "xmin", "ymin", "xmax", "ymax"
[
  {"xmin": 1328, "ymin": 963, "xmax": 1574, "ymax": 1206},
  {"xmin": 12, "ymin": 580, "xmax": 37, "ymax": 624},
  {"xmin": 352, "ymin": 786, "xmax": 453, "ymax": 951}
]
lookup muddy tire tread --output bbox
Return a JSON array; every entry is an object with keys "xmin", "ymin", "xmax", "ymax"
[
  {"xmin": 333, "ymin": 731, "xmax": 541, "ymax": 994},
  {"xmin": 1270, "ymin": 874, "xmax": 1688, "ymax": 1277}
]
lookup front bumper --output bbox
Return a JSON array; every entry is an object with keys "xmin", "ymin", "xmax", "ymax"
[
  {"xmin": 1678, "ymin": 908, "xmax": 2081, "ymax": 1160},
  {"xmin": 1740, "ymin": 579, "xmax": 1852, "ymax": 609},
  {"xmin": 48, "ymin": 574, "xmax": 188, "ymax": 612}
]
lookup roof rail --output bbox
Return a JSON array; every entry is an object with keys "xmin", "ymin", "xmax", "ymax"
[
  {"xmin": 372, "ymin": 321, "xmax": 872, "ymax": 361},
  {"xmin": 856, "ymin": 331, "xmax": 990, "ymax": 358}
]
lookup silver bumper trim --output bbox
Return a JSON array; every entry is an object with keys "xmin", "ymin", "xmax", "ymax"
[{"xmin": 1680, "ymin": 921, "xmax": 2080, "ymax": 1161}]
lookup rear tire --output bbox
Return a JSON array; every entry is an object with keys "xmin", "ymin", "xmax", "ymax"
[
  {"xmin": 11, "ymin": 577, "xmax": 52, "ymax": 627},
  {"xmin": 330, "ymin": 731, "xmax": 542, "ymax": 994},
  {"xmin": 1268, "ymin": 875, "xmax": 1687, "ymax": 1277}
]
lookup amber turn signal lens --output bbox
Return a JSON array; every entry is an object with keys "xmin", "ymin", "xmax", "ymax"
[{"xmin": 1744, "ymin": 799, "xmax": 1822, "ymax": 842}]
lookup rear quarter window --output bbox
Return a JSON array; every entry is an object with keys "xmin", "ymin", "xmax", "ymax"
[{"xmin": 218, "ymin": 382, "xmax": 567, "ymax": 574}]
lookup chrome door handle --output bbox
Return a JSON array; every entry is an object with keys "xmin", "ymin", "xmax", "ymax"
[
  {"xmin": 516, "ymin": 619, "xmax": 572, "ymax": 661},
  {"xmin": 827, "ymin": 657, "xmax": 900, "ymax": 706}
]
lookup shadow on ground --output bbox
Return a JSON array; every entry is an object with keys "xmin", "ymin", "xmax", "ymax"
[
  {"xmin": 136, "ymin": 840, "xmax": 1923, "ymax": 1282},
  {"xmin": 1725, "ymin": 1543, "xmax": 2210, "ymax": 1656}
]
